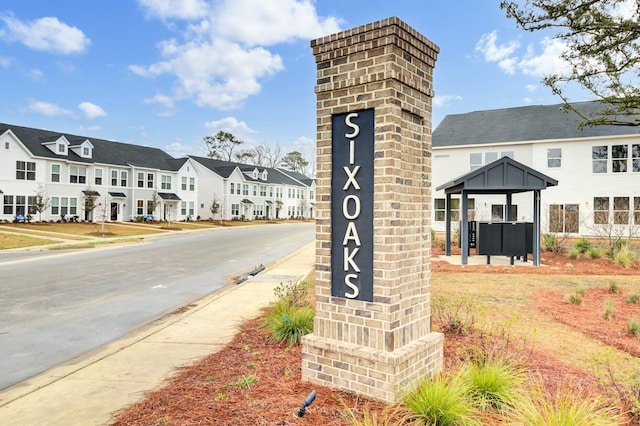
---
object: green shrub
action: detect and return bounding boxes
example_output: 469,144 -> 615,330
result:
542,234 -> 560,252
567,247 -> 581,260
506,382 -> 622,425
403,372 -> 480,426
627,319 -> 640,337
626,293 -> 640,304
432,295 -> 480,335
235,374 -> 258,389
615,244 -> 638,268
262,300 -> 314,346
574,237 -> 592,253
587,246 -> 603,259
603,300 -> 615,321
566,292 -> 583,305
608,280 -> 621,294
460,359 -> 526,411
273,280 -> 312,308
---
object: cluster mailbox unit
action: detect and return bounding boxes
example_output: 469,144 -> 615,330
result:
477,221 -> 533,265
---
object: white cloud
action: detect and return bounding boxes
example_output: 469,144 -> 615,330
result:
525,84 -> 538,92
0,56 -> 11,68
523,97 -> 532,104
518,37 -> 570,77
29,69 -> 45,80
205,116 -> 256,138
138,0 -> 209,20
29,100 -> 73,117
164,140 -> 192,158
475,30 -> 520,63
78,101 -> 107,119
0,13 -> 90,54
133,0 -> 340,110
433,94 -> 462,108
213,0 -> 341,46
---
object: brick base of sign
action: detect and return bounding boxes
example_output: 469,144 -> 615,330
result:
301,331 -> 443,402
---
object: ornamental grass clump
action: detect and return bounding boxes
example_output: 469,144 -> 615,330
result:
460,359 -> 526,412
603,300 -> 615,321
614,244 -> 637,268
403,372 -> 480,426
262,299 -> 314,346
626,292 -> 640,304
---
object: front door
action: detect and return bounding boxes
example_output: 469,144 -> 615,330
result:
110,202 -> 118,221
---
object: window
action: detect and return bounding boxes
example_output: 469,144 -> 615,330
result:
635,197 -> 640,225
3,195 -> 13,214
111,170 -> 118,186
95,168 -> 103,185
435,198 -> 445,221
58,143 -> 65,153
633,144 -> 640,172
547,148 -> 562,168
612,145 -> 628,172
614,197 -> 629,224
61,198 -> 68,216
485,151 -> 498,164
147,173 -> 154,189
147,200 -> 155,215
242,184 -> 249,195
161,175 -> 171,190
27,196 -> 36,215
70,165 -> 87,184
70,198 -> 77,215
231,203 -> 240,216
137,200 -> 144,215
15,196 -> 26,217
230,183 -> 235,194
51,197 -> 59,215
189,202 -> 194,216
189,177 -> 195,191
137,172 -> 145,188
549,204 -> 579,233
253,204 -> 264,217
51,164 -> 60,182
500,151 -> 514,159
470,153 -> 482,171
181,177 -> 187,191
120,171 -> 127,187
269,186 -> 274,197
83,147 -> 90,156
594,197 -> 609,224
491,204 -> 518,222
260,185 -> 266,197
253,185 -> 257,196
16,161 -> 36,180
4,141 -> 9,150
592,146 -> 608,173
181,201 -> 187,215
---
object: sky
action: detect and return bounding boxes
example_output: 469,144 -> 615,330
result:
0,0 -> 590,162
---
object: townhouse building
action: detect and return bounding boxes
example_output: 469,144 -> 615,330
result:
431,101 -> 640,238
0,123 -> 315,224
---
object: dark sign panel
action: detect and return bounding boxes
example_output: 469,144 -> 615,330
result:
331,109 -> 374,301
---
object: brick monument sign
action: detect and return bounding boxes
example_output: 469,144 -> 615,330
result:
301,17 -> 444,402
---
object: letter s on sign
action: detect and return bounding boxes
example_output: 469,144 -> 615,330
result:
345,113 -> 360,138
344,274 -> 360,299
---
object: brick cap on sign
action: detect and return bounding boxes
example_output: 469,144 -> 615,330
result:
310,16 -> 439,64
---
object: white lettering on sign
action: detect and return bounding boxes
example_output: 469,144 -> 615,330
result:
342,112 -> 362,299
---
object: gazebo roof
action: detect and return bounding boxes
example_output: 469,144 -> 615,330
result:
436,156 -> 558,195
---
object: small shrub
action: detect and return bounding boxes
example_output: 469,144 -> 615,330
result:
273,280 -> 312,308
603,300 -> 615,321
567,247 -> 581,260
403,372 -> 480,426
627,319 -> 640,337
626,292 -> 640,304
235,374 -> 258,389
574,237 -> 592,253
566,292 -> 583,305
615,245 -> 638,268
461,359 -> 526,411
587,246 -> 603,259
608,280 -> 621,294
432,294 -> 481,335
542,234 -> 560,253
576,284 -> 587,297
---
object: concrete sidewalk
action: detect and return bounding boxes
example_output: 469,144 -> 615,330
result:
0,241 -> 315,426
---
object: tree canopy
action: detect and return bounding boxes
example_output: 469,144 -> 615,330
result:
501,0 -> 640,127
203,131 -> 243,161
281,150 -> 309,173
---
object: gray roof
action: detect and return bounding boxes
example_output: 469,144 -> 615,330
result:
1,123 -> 182,170
433,101 -> 639,148
436,156 -> 558,195
189,155 -> 310,187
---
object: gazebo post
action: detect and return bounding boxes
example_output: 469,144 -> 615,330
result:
461,191 -> 469,265
445,192 -> 452,256
506,193 -> 513,221
533,189 -> 541,265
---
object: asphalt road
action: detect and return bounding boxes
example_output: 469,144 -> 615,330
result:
0,223 -> 314,390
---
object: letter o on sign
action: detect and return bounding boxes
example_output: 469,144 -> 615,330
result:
342,195 -> 361,220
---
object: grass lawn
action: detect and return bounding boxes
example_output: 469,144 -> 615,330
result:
0,233 -> 58,249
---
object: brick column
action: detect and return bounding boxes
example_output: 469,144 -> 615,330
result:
301,17 -> 443,402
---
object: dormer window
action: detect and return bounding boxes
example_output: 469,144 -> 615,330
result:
70,139 -> 94,159
252,169 -> 258,179
83,147 -> 90,156
261,170 -> 268,180
42,135 -> 69,155
58,143 -> 66,153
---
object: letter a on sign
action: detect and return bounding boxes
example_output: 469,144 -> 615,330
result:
330,109 -> 374,301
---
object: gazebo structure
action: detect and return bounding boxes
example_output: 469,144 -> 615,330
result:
435,156 -> 558,265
